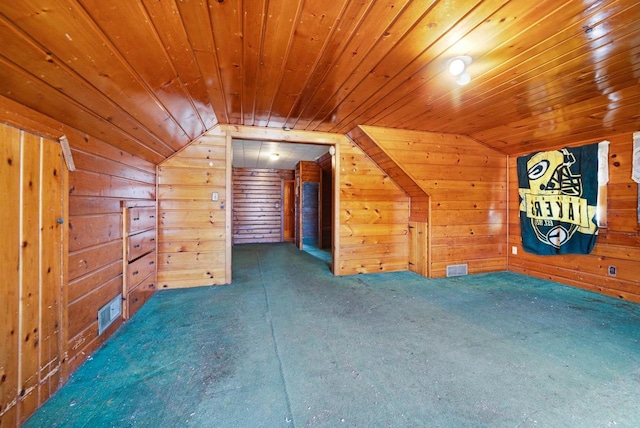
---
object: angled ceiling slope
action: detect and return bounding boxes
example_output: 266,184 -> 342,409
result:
0,0 -> 638,163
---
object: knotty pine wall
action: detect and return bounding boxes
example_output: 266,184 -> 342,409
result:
1,123 -> 66,426
338,139 -> 410,275
157,132 -> 231,289
359,126 -> 508,277
0,97 -> 156,426
233,168 -> 294,244
67,131 -> 156,374
508,132 -> 640,303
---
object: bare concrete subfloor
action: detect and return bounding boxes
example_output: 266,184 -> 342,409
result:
26,243 -> 640,427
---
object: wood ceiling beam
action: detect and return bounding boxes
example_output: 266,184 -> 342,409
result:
221,124 -> 348,145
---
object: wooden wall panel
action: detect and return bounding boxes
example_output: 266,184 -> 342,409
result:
157,132 -> 230,289
508,132 -> 640,303
337,140 -> 410,275
233,168 -> 294,244
299,160 -> 322,183
0,97 -> 157,425
0,124 -> 21,427
0,124 -> 66,426
66,141 -> 155,376
357,126 -> 508,277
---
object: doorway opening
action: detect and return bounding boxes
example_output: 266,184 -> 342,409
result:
231,139 -> 335,269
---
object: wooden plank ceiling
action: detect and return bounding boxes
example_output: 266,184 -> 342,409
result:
0,0 -> 638,163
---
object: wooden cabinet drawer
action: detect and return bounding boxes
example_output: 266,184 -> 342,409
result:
128,206 -> 156,234
127,251 -> 155,291
128,229 -> 156,262
127,273 -> 156,318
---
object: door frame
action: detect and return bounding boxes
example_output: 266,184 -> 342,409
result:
282,179 -> 295,242
227,127 -> 342,275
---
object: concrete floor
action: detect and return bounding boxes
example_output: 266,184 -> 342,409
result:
26,243 -> 640,427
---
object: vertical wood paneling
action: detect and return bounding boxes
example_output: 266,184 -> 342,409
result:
357,126 -> 508,277
232,168 -> 294,244
18,132 -> 41,420
157,131 -> 229,289
251,0 -> 300,126
241,0 -> 266,126
77,0 -> 205,140
141,0 -> 217,130
338,140 -> 410,275
508,132 -> 640,303
0,124 -> 66,426
268,0 -> 348,128
174,0 -> 228,124
408,221 -> 428,277
39,137 -> 64,405
209,0 -> 243,124
0,1 -> 187,160
0,124 -> 20,427
0,98 -> 157,423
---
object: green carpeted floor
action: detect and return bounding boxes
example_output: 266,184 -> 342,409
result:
26,243 -> 640,427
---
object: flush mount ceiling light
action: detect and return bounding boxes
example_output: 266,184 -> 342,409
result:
447,55 -> 472,85
270,153 -> 280,161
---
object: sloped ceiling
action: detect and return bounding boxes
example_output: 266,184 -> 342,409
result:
0,0 -> 638,164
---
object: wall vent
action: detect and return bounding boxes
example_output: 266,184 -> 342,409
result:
446,264 -> 468,277
98,295 -> 122,335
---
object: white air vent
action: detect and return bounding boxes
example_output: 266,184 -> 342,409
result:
446,264 -> 468,277
98,295 -> 122,335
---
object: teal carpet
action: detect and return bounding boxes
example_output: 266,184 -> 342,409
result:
26,243 -> 640,427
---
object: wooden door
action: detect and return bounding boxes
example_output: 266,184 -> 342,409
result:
408,221 -> 428,277
1,124 -> 67,425
319,168 -> 332,249
283,180 -> 295,242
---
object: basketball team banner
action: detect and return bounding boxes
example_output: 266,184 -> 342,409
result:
517,142 -> 608,255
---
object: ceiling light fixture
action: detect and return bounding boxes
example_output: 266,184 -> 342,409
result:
282,125 -> 292,131
447,55 -> 472,86
270,153 -> 280,161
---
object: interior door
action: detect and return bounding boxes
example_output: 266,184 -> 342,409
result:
283,180 -> 295,241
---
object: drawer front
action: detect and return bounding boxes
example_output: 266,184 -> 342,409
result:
128,207 -> 156,234
128,229 -> 156,262
127,251 -> 156,291
127,273 -> 156,318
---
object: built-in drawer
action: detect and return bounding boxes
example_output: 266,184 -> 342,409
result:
127,272 -> 156,318
128,206 -> 156,234
127,250 -> 155,292
127,229 -> 156,262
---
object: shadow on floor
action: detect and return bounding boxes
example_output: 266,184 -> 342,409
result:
302,242 -> 332,267
25,243 -> 640,427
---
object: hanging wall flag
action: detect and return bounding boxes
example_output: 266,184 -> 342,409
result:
517,142 -> 608,255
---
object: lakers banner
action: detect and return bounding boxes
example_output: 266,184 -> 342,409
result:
517,142 -> 607,255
